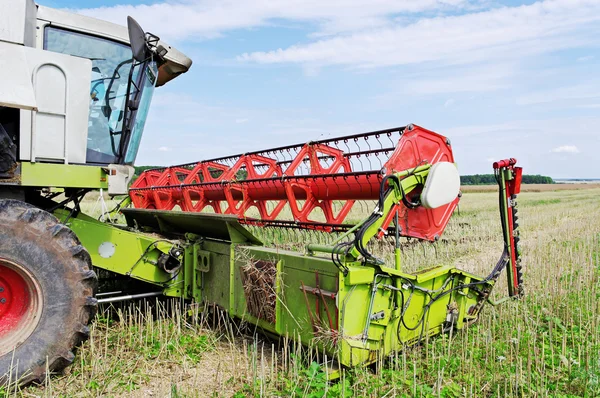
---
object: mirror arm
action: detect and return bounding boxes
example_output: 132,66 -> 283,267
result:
111,58 -> 137,158
115,57 -> 152,162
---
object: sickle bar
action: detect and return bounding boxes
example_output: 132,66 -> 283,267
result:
129,124 -> 458,240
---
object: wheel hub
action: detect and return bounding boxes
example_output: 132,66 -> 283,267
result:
0,259 -> 43,356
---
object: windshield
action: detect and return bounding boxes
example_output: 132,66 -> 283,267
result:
44,27 -> 154,165
125,62 -> 157,164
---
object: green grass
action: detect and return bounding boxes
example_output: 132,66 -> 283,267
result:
526,198 -> 562,206
8,188 -> 600,397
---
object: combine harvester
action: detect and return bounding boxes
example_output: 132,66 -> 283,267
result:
0,0 -> 523,385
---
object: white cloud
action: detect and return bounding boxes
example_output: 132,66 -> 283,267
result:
444,98 -> 456,107
577,55 -> 594,62
74,0 -> 469,41
302,65 -> 321,77
136,92 -> 349,165
443,117 -> 600,138
516,80 -> 600,105
405,62 -> 515,95
551,145 -> 580,153
366,62 -> 516,110
445,117 -> 600,178
239,0 -> 600,68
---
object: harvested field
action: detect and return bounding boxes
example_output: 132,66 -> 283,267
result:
10,186 -> 600,397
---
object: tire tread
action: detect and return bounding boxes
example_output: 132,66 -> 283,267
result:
0,200 -> 98,386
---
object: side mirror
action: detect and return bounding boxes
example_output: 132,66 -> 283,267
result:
420,162 -> 461,209
127,16 -> 148,62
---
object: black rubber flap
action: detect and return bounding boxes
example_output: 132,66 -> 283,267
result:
121,208 -> 262,244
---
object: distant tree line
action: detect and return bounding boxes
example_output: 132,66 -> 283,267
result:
133,165 -> 159,179
133,167 -> 554,186
132,165 -> 247,183
461,174 -> 554,185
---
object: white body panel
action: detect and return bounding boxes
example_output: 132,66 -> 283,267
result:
420,162 -> 461,209
0,42 -> 37,110
37,6 -> 129,44
0,0 -> 36,46
107,164 -> 134,195
18,47 -> 91,163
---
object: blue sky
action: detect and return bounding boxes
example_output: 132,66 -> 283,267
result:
44,0 -> 600,178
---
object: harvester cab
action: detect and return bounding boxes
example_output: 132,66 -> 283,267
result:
0,0 -> 191,196
0,0 -> 525,389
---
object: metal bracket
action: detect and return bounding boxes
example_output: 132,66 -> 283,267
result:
370,310 -> 385,321
195,248 -> 212,273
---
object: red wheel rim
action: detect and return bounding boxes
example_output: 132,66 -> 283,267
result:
0,258 -> 43,356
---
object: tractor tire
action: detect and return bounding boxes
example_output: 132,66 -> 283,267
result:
0,200 -> 97,385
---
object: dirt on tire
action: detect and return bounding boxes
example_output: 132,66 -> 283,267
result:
0,199 -> 97,386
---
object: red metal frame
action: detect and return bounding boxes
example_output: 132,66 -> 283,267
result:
130,124 -> 458,240
493,158 -> 523,295
0,262 -> 32,339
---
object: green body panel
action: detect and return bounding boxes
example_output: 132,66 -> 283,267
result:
51,163 -> 513,370
236,247 -> 340,338
54,209 -> 183,290
21,162 -> 108,189
182,241 -> 488,367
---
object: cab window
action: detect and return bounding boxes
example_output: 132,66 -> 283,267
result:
44,27 -> 132,164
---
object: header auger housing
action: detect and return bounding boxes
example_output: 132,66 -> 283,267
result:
0,0 -> 524,388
